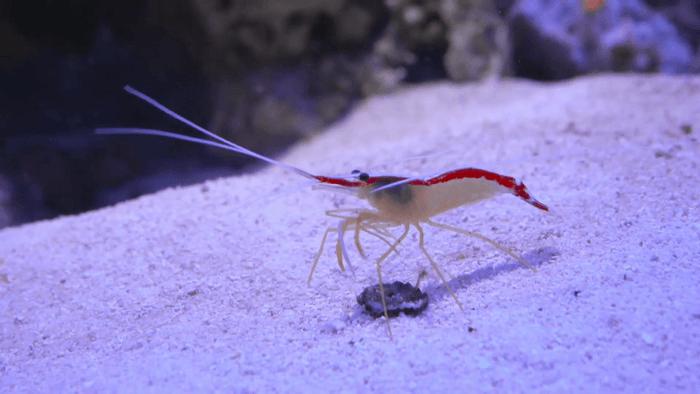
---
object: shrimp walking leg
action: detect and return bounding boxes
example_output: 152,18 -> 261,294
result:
308,215 -> 399,285
354,217 -> 365,258
424,219 -> 537,272
309,227 -> 339,284
415,222 -> 464,311
324,210 -> 397,259
348,210 -> 378,258
359,226 -> 398,249
351,215 -> 398,258
374,224 -> 411,339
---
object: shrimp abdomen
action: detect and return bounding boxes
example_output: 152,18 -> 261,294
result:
366,168 -> 549,222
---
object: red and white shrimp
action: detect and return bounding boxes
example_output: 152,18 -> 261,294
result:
97,86 -> 549,339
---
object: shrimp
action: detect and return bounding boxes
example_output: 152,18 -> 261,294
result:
310,169 -> 548,337
97,86 -> 549,339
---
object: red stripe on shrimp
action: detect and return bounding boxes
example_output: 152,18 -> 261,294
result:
313,175 -> 364,188
413,168 -> 549,211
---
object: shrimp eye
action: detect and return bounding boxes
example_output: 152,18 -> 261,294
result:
351,169 -> 370,181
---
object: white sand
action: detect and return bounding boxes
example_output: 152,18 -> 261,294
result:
1,74 -> 699,392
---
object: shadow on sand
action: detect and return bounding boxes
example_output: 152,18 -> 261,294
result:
424,246 -> 561,306
348,247 -> 560,324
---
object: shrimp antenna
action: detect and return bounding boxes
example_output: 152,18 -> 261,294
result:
363,150 -> 455,194
96,85 -> 315,180
369,176 -> 421,194
96,128 -> 252,152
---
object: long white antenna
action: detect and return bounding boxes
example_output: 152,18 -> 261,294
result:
96,86 -> 314,180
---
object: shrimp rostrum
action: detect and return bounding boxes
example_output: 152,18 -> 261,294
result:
98,86 -> 549,339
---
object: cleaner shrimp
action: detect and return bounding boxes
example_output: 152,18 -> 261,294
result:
97,86 -> 549,339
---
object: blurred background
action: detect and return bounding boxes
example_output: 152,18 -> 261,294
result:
1,0 -> 699,229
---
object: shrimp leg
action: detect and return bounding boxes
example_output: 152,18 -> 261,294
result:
309,227 -> 339,284
326,210 -> 400,271
352,218 -> 400,258
373,223 -> 411,339
424,219 -> 536,272
308,215 -> 399,285
354,217 -> 365,258
359,225 -> 398,250
415,222 -> 464,311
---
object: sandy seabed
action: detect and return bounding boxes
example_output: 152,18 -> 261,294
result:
1,74 -> 699,392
